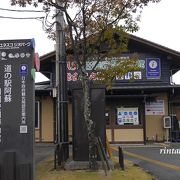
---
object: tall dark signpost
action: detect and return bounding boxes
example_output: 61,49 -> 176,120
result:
0,39 -> 35,180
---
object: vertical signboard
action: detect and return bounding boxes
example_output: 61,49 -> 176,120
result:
0,39 -> 35,180
146,58 -> 161,79
72,88 -> 105,161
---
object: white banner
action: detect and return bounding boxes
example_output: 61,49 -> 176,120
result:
145,100 -> 164,115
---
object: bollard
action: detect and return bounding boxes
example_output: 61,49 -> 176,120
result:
54,142 -> 69,169
118,146 -> 125,170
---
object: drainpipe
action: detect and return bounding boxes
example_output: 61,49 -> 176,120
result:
169,87 -> 175,142
143,96 -> 147,144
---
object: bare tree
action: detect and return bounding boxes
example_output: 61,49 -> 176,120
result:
11,0 -> 161,170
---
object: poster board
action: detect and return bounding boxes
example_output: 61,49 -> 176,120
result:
117,107 -> 139,125
145,100 -> 164,115
146,58 -> 161,79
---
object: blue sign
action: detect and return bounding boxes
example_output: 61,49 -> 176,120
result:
20,64 -> 28,76
146,58 -> 161,79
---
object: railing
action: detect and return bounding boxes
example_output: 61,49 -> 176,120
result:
54,142 -> 69,169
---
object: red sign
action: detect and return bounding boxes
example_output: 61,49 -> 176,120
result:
34,53 -> 40,71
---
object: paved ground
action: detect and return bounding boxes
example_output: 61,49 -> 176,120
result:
112,143 -> 180,180
35,143 -> 55,164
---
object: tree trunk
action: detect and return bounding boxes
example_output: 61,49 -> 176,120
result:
81,75 -> 98,170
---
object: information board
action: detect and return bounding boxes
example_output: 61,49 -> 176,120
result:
0,39 -> 35,180
146,58 -> 161,79
117,107 -> 139,125
145,100 -> 164,115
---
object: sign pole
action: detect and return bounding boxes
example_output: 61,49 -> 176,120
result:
55,3 -> 69,162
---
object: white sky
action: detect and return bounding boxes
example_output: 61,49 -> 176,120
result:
0,1 -> 55,56
0,0 -> 180,83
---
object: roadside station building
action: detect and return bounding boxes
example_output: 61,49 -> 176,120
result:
35,34 -> 180,143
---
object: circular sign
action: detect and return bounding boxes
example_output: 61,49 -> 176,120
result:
149,60 -> 157,69
21,65 -> 27,71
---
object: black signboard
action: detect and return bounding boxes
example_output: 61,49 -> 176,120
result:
0,39 -> 35,180
72,87 -> 106,161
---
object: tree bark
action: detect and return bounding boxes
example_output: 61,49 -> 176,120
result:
81,75 -> 98,170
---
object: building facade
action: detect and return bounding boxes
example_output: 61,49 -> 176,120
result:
35,34 -> 180,143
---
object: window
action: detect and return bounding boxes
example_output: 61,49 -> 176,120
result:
35,101 -> 40,129
116,107 -> 139,125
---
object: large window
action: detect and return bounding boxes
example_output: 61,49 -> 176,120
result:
117,107 -> 139,125
35,101 -> 40,129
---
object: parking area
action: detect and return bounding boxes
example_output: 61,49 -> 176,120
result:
112,143 -> 180,180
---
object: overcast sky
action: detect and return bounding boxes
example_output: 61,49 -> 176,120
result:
0,0 -> 55,55
134,0 -> 180,52
0,0 -> 180,83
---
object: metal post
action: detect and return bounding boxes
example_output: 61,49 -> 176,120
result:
55,3 -> 69,162
118,147 -> 124,170
56,6 -> 60,145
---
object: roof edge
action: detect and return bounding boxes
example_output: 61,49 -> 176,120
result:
40,51 -> 55,61
39,34 -> 180,60
129,34 -> 180,57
